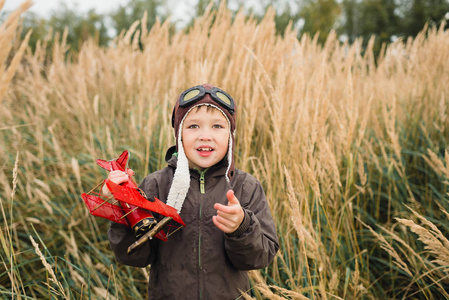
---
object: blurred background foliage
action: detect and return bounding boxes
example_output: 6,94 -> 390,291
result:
1,0 -> 449,54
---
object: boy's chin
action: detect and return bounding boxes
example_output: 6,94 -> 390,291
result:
188,160 -> 214,170
188,163 -> 207,170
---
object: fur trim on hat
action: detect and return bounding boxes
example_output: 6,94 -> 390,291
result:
166,117 -> 190,212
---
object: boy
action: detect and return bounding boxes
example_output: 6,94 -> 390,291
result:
106,84 -> 279,299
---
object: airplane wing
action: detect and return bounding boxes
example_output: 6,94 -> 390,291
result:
105,180 -> 185,226
81,193 -> 129,227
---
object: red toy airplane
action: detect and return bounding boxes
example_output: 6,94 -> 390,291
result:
81,150 -> 185,254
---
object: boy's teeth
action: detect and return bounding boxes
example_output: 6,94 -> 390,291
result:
198,148 -> 212,151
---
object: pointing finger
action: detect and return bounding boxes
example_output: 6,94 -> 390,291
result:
226,190 -> 239,205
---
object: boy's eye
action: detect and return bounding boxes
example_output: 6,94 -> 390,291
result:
188,124 -> 199,129
213,124 -> 224,129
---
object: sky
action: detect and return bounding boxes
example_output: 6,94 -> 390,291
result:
4,0 -> 268,31
2,0 -> 270,20
3,0 -> 202,28
4,0 -> 128,15
2,0 -> 294,31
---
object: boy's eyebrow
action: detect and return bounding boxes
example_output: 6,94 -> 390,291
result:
185,117 -> 228,123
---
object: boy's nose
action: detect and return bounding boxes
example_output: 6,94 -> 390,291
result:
199,129 -> 212,140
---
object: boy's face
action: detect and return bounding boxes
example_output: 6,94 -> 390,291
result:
182,106 -> 230,170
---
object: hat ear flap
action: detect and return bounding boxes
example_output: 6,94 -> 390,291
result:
225,130 -> 234,183
171,105 -> 177,128
166,121 -> 190,213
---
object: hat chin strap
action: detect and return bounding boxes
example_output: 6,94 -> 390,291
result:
166,103 -> 233,213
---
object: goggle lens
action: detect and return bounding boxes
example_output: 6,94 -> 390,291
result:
216,91 -> 231,106
183,89 -> 200,102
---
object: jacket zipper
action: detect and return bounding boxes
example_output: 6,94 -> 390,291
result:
199,199 -> 202,299
197,168 -> 207,299
199,170 -> 206,194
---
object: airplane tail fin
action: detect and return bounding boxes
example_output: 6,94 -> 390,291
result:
115,150 -> 129,169
96,159 -> 113,171
96,150 -> 129,171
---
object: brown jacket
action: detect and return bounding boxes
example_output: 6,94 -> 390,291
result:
108,147 -> 279,299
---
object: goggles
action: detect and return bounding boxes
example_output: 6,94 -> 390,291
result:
178,85 -> 235,114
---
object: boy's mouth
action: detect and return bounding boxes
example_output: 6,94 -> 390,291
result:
197,147 -> 214,157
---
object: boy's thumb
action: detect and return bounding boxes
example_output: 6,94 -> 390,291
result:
126,169 -> 135,176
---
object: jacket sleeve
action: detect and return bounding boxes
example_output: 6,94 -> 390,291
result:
107,176 -> 159,267
107,222 -> 157,267
224,177 -> 279,270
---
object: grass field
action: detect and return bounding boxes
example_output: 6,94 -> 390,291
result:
1,0 -> 449,299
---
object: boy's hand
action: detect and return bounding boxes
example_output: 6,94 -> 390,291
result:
102,169 -> 134,196
108,169 -> 134,184
213,190 -> 244,234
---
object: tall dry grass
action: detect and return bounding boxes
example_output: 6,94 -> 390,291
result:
1,0 -> 449,299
